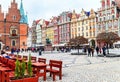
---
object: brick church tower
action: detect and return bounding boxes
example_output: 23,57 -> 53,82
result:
0,0 -> 28,50
19,0 -> 28,49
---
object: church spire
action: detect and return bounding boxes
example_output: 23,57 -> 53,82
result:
20,0 -> 28,24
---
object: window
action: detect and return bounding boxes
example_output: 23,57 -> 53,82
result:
104,17 -> 105,21
10,26 -> 18,36
100,18 -> 102,22
82,27 -> 84,31
112,15 -> 114,19
86,26 -> 88,30
86,32 -> 88,36
86,20 -> 88,24
78,27 -> 80,31
23,42 -> 25,46
82,33 -> 84,36
90,26 -> 92,30
12,40 -> 16,46
13,15 -> 16,20
82,21 -> 84,25
12,30 -> 16,36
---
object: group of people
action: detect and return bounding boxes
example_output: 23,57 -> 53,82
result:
84,45 -> 107,57
0,50 -> 11,59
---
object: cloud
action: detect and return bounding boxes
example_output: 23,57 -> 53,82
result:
0,0 -> 101,26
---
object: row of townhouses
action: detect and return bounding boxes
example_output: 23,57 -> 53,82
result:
27,0 -> 120,48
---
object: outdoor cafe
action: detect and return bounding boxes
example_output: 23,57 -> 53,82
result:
0,53 -> 63,82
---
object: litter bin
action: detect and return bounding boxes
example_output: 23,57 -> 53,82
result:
39,49 -> 42,55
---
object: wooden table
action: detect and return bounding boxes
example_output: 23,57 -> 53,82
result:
0,66 -> 12,72
32,62 -> 48,81
25,60 -> 36,63
0,62 -> 2,65
11,57 -> 23,61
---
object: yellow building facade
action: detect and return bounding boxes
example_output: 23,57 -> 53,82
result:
46,24 -> 54,44
77,9 -> 90,39
88,9 -> 97,46
71,10 -> 78,39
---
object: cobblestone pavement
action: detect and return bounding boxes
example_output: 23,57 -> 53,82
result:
18,50 -> 120,82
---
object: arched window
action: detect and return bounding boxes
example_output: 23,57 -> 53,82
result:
12,40 -> 16,46
12,30 -> 16,36
10,26 -> 18,36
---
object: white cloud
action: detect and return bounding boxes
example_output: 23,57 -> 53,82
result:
0,0 -> 101,26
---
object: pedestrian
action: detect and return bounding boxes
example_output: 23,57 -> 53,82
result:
87,46 -> 91,57
91,47 -> 94,57
102,46 -> 106,57
96,46 -> 99,55
84,47 -> 87,53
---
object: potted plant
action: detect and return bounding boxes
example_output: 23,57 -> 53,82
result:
10,59 -> 24,82
23,53 -> 38,82
10,53 -> 38,82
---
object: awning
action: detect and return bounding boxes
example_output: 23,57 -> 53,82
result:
36,44 -> 45,46
52,43 -> 67,47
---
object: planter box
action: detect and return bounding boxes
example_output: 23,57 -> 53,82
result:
10,79 -> 23,82
23,76 -> 38,82
10,76 -> 38,82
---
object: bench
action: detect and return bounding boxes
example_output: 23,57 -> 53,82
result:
38,58 -> 46,64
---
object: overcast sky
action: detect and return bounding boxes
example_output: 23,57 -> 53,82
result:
0,0 -> 101,26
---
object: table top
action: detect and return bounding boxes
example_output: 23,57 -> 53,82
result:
32,62 -> 48,67
11,57 -> 22,61
25,60 -> 36,63
0,66 -> 12,71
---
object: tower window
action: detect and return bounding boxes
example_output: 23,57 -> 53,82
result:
23,42 -> 25,46
11,40 -> 16,46
13,15 -> 16,20
12,30 -> 17,36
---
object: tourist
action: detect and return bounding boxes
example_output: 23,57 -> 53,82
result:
91,47 -> 94,57
102,46 -> 106,57
95,46 -> 99,55
87,46 -> 91,57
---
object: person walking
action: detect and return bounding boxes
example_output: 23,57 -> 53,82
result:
102,46 -> 106,57
87,46 -> 91,57
96,46 -> 99,55
91,47 -> 94,57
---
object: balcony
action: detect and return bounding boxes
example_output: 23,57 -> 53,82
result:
9,34 -> 19,39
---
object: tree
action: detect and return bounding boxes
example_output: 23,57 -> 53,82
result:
96,32 -> 120,54
68,36 -> 88,54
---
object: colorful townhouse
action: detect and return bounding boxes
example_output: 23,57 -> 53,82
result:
27,28 -> 32,48
36,19 -> 43,47
88,9 -> 97,46
96,0 -> 120,47
58,11 -> 72,46
42,20 -> 49,45
71,10 -> 79,39
46,18 -> 54,44
31,20 -> 37,47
